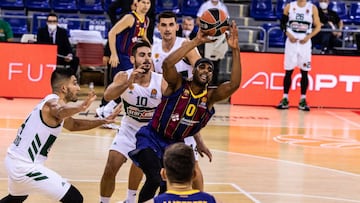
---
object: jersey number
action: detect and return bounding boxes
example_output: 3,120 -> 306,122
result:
136,96 -> 148,106
185,104 -> 196,117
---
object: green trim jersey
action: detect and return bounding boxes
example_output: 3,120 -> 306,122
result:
121,69 -> 163,130
152,37 -> 193,78
287,1 -> 314,40
7,94 -> 63,164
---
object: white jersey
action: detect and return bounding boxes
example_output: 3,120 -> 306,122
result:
121,69 -> 163,130
7,94 -> 63,164
286,1 -> 314,40
152,37 -> 193,78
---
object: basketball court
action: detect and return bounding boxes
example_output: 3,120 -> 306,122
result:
1,90 -> 360,202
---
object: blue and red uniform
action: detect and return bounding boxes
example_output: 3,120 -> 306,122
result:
153,190 -> 217,203
113,11 -> 149,77
129,79 -> 215,162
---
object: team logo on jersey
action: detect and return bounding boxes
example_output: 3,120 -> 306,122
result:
150,89 -> 157,99
154,53 -> 160,59
199,97 -> 207,108
171,113 -> 180,121
181,89 -> 190,99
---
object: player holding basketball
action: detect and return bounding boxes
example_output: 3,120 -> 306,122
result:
129,20 -> 241,202
276,0 -> 321,111
99,41 -> 166,203
0,68 -> 120,203
152,11 -> 212,192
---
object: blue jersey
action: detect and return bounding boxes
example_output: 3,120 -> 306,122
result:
116,11 -> 148,56
154,190 -> 217,203
150,79 -> 215,140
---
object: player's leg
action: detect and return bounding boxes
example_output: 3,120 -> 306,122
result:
100,150 -> 127,203
277,39 -> 296,109
298,40 -> 312,111
184,136 -> 204,191
124,163 -> 143,203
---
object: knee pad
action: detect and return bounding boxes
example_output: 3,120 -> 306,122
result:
60,185 -> 83,203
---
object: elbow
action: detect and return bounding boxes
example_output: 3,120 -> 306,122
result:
162,58 -> 171,72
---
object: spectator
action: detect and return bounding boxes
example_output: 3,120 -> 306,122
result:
312,0 -> 343,54
144,143 -> 220,203
196,0 -> 230,86
0,19 -> 14,42
36,13 -> 79,75
107,0 -> 156,44
176,16 -> 198,40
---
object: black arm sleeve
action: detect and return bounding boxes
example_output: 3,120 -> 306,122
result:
280,14 -> 289,32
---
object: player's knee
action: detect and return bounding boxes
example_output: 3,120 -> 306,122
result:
146,173 -> 162,188
0,194 -> 28,203
60,185 -> 83,203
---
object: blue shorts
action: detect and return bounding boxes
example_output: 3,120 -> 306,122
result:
128,125 -> 176,166
111,53 -> 133,78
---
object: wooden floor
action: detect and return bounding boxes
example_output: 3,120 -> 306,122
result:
1,86 -> 360,202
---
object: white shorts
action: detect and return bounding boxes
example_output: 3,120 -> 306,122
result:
4,155 -> 71,201
110,123 -> 199,161
284,38 -> 312,71
110,123 -> 138,160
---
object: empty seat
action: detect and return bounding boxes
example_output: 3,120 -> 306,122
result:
156,0 -> 180,14
2,11 -> 28,37
329,1 -> 351,24
181,0 -> 204,17
52,0 -> 78,13
78,0 -> 104,14
58,14 -> 81,33
83,15 -> 109,39
0,0 -> 25,10
25,0 -> 51,11
261,23 -> 286,48
227,3 -> 249,18
250,0 -> 277,21
31,12 -> 48,34
276,0 -> 292,19
349,2 -> 360,25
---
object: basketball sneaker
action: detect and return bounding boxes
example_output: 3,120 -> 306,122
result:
276,98 -> 289,109
298,99 -> 310,111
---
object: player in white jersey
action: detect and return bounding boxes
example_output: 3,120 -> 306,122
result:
152,11 -> 212,192
99,41 -> 167,203
276,0 -> 321,111
1,68 -> 120,203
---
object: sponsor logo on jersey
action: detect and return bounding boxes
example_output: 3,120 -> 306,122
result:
181,89 -> 190,99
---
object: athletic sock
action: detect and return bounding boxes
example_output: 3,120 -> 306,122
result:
126,189 -> 137,203
100,196 -> 110,203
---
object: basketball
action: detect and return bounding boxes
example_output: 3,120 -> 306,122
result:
199,8 -> 230,37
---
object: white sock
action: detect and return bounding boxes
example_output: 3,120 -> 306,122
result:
126,189 -> 137,203
100,196 -> 110,203
300,95 -> 306,100
283,94 -> 288,99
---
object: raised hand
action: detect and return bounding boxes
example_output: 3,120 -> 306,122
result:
226,20 -> 239,49
80,91 -> 97,111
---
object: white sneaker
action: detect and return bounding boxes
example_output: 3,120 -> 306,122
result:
95,106 -> 105,118
102,123 -> 120,130
103,100 -> 118,118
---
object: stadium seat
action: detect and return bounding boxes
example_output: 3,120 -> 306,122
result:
0,0 -> 24,10
250,0 -> 277,21
58,14 -> 81,33
25,0 -> 51,11
275,0 -> 293,19
261,23 -> 286,48
78,0 -> 104,14
52,0 -> 78,13
31,12 -> 47,34
2,11 -> 28,37
83,15 -> 109,39
329,1 -> 352,24
349,2 -> 360,25
181,0 -> 204,17
156,0 -> 180,15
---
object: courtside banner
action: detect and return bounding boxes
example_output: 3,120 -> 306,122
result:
231,52 -> 360,108
0,43 -> 57,98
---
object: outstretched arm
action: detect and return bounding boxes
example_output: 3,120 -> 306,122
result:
208,21 -> 241,107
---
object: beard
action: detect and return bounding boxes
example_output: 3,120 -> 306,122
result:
65,88 -> 78,102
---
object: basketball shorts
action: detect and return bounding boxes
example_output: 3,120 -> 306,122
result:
110,123 -> 138,160
284,38 -> 312,71
4,154 -> 71,201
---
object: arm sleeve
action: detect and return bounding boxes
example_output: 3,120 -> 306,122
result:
280,14 -> 289,32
